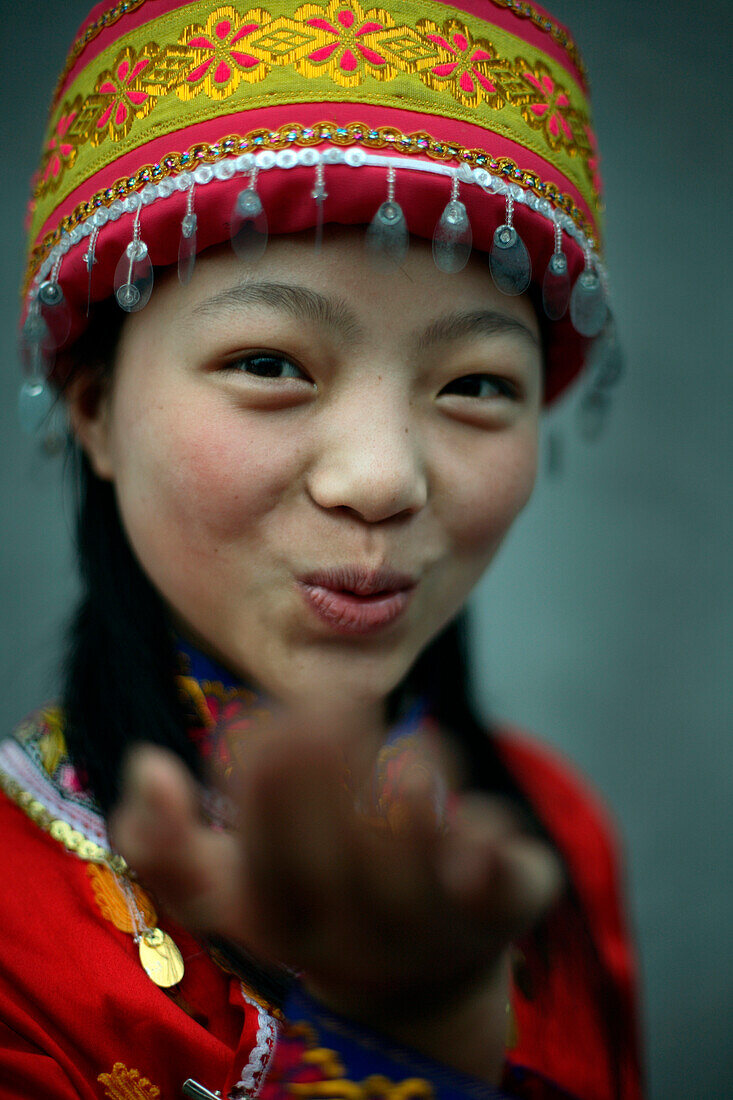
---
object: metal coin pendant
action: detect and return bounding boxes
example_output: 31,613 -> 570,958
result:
138,927 -> 185,987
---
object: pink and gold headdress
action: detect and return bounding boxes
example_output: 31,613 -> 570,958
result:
20,0 -> 614,428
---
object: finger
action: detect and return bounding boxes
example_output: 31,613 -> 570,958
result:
437,794 -> 564,935
233,721 -> 358,956
109,745 -> 242,936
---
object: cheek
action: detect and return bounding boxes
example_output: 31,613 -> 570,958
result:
108,390 -> 304,566
436,426 -> 539,553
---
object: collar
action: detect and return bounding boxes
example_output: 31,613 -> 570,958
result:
0,639 -> 436,860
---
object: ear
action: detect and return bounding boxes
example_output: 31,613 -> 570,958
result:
65,370 -> 116,481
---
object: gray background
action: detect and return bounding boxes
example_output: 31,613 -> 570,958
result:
0,2 -> 730,1097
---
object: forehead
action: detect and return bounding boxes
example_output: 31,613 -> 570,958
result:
140,227 -> 542,350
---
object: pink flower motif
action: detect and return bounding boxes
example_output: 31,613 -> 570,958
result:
584,124 -> 603,194
301,2 -> 391,82
98,59 -> 150,127
184,15 -> 263,92
188,689 -> 264,773
58,763 -> 86,795
42,105 -> 79,184
424,28 -> 497,99
522,67 -> 575,144
93,47 -> 155,141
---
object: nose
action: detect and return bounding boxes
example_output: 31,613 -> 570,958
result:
306,396 -> 428,523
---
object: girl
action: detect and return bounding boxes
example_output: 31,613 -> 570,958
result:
1,2 -> 642,1098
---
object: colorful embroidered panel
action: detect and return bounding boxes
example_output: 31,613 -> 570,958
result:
30,0 -> 596,242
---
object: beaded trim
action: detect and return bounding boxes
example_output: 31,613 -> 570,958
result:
25,120 -> 600,297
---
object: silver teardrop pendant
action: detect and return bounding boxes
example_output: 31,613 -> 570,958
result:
542,251 -> 570,320
433,199 -> 472,274
569,269 -> 607,337
18,377 -> 54,436
37,279 -> 72,348
366,199 -> 408,269
489,225 -> 531,295
231,186 -> 268,262
178,213 -> 198,286
114,239 -> 154,312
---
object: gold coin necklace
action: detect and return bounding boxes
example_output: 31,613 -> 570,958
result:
116,872 -> 185,988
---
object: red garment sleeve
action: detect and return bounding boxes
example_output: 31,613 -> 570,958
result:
495,729 -> 645,1100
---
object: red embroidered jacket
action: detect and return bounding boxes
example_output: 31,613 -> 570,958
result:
0,714 -> 644,1100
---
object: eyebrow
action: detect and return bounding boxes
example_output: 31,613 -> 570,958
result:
187,280 -> 365,343
416,309 -> 540,350
187,282 -> 538,354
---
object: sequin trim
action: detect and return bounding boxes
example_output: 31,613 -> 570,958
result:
0,734 -> 119,864
25,121 -> 600,296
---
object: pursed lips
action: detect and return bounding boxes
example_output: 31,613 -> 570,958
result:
297,565 -> 418,634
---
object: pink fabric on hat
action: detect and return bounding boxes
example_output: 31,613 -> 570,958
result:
35,100 -> 595,246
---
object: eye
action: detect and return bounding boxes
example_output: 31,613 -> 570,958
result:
223,352 -> 312,382
440,373 -> 518,400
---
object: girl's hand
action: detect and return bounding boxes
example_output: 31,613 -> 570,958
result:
109,717 -> 562,1083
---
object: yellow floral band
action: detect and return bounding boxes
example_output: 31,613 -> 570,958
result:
31,0 -> 598,244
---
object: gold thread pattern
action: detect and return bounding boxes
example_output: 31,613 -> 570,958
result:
90,43 -> 161,146
25,119 -> 597,295
514,57 -> 589,154
176,6 -> 274,99
53,0 -> 587,119
97,1062 -> 161,1100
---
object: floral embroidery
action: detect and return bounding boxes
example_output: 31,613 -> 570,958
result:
416,17 -> 526,109
51,0 -> 588,120
516,59 -> 588,153
97,1062 -> 160,1100
261,1020 -> 435,1100
178,672 -> 271,778
87,863 -> 157,934
91,45 -> 159,145
37,98 -> 82,192
288,1 -> 408,88
177,6 -> 272,99
50,1 -> 148,117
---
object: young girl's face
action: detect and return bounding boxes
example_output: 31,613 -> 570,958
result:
76,229 -> 542,713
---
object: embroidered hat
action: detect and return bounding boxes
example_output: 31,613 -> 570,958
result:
20,0 -> 611,428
